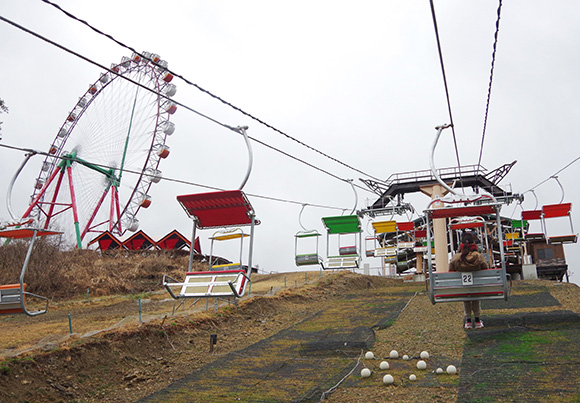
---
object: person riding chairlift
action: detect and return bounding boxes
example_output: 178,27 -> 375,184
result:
449,231 -> 489,329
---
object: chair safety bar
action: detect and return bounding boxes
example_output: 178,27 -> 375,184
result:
0,284 -> 50,316
163,270 -> 250,299
323,255 -> 359,270
430,269 -> 510,303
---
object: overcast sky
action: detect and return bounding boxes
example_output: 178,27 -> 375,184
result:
1,1 -> 579,285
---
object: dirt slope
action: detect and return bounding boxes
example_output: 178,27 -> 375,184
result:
1,272 -> 579,402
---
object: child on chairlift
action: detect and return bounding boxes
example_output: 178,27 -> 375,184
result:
449,231 -> 489,329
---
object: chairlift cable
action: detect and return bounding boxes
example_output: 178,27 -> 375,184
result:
0,143 -> 349,212
0,15 -> 373,196
429,0 -> 462,182
39,0 -> 385,183
477,0 -> 503,170
525,155 -> 580,193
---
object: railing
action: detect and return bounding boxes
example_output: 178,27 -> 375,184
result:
383,164 -> 487,187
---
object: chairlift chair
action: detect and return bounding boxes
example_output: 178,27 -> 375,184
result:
208,228 -> 249,271
371,221 -> 415,270
448,216 -> 492,266
507,219 -> 526,244
320,215 -> 361,270
521,210 -> 546,241
0,224 -> 61,316
294,230 -> 323,267
365,235 -> 376,257
425,203 -> 510,304
293,205 -> 323,267
162,190 -> 259,309
371,220 -> 397,260
413,229 -> 429,253
541,203 -> 578,245
396,222 -> 416,250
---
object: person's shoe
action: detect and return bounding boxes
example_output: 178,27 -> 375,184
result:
474,320 -> 484,329
464,320 -> 472,329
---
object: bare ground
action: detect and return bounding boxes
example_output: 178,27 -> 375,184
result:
1,271 -> 579,403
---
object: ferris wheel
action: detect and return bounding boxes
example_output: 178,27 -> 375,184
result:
22,52 -> 177,248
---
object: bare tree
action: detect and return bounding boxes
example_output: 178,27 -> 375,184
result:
0,97 -> 8,140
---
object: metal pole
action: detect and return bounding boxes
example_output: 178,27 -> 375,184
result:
188,220 -> 197,272
426,213 -> 435,303
19,230 -> 38,313
138,298 -> 142,323
429,124 -> 456,196
495,206 -> 509,299
237,126 -> 253,190
248,215 -> 255,279
68,314 -> 73,334
6,152 -> 35,220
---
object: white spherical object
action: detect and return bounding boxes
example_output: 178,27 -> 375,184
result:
402,354 -> 410,361
389,350 -> 399,359
416,360 -> 427,370
420,351 -> 430,359
436,368 -> 444,374
446,365 -> 457,375
379,361 -> 390,370
383,374 -> 394,385
365,351 -> 374,360
361,368 -> 372,378
409,374 -> 417,381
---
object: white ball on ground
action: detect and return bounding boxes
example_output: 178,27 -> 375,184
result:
402,354 -> 409,360
416,360 -> 427,370
380,361 -> 389,370
361,368 -> 371,378
420,351 -> 430,359
446,365 -> 457,375
409,374 -> 417,381
383,374 -> 394,385
365,351 -> 374,360
436,368 -> 444,374
389,350 -> 399,359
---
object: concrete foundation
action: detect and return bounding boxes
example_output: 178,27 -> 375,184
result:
522,264 -> 538,280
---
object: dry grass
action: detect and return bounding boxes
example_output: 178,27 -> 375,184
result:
0,240 -> 206,299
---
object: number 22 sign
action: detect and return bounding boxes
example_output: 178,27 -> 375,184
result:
462,273 -> 474,286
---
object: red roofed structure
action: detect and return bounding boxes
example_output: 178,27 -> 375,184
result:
87,231 -> 123,251
122,230 -> 157,251
157,230 -> 201,254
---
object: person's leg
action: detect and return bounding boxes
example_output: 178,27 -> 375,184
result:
473,301 -> 484,328
463,301 -> 472,328
472,300 -> 481,318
